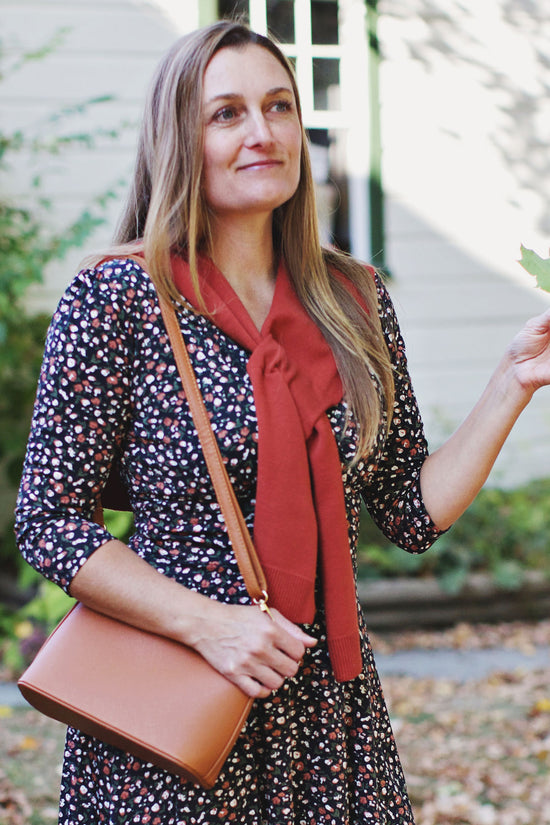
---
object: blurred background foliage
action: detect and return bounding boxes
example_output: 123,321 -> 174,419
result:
0,32 -> 124,577
0,33 -> 128,672
358,479 -> 550,593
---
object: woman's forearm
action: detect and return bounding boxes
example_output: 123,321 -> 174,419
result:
420,354 -> 533,530
69,539 -> 213,647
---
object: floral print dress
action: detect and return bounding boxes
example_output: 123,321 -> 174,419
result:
15,258 -> 442,825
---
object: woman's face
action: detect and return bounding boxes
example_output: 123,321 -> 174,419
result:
201,44 -> 302,224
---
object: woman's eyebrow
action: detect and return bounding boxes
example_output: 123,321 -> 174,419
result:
205,86 -> 293,105
265,86 -> 293,96
205,92 -> 241,105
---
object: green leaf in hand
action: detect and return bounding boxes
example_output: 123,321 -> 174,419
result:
519,245 -> 550,293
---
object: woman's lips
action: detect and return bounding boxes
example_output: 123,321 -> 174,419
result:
238,159 -> 283,171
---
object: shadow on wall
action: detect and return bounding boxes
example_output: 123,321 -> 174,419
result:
379,0 -> 550,239
380,0 -> 550,235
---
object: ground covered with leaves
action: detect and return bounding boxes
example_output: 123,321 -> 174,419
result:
373,620 -> 550,825
1,620 -> 549,824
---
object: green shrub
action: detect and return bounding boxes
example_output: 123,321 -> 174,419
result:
0,34 -> 133,675
358,478 -> 550,592
0,33 -> 125,576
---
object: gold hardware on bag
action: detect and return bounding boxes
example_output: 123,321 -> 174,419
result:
253,590 -> 274,620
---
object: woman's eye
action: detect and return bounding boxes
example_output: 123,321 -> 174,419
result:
271,100 -> 292,113
214,107 -> 237,123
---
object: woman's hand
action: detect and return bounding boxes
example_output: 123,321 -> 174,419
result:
506,307 -> 550,396
187,601 -> 317,699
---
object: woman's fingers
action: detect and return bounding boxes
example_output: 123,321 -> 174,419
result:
233,674 -> 272,699
509,308 -> 550,372
193,602 -> 316,697
267,608 -> 317,663
486,308 -> 550,402
270,607 -> 317,647
232,614 -> 304,676
230,651 -> 301,698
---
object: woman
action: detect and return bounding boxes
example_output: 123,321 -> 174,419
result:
15,19 -> 550,825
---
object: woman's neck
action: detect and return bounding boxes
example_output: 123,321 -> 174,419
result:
209,216 -> 277,330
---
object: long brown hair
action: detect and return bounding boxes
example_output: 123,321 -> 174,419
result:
109,19 -> 395,458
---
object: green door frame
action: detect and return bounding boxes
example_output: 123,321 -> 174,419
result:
366,0 -> 386,271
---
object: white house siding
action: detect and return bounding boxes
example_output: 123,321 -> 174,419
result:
0,0 -> 199,308
378,0 -> 550,486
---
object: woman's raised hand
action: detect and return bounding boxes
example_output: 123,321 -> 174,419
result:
188,601 -> 317,698
506,307 -> 550,396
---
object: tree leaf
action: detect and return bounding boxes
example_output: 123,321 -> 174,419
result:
518,245 -> 550,292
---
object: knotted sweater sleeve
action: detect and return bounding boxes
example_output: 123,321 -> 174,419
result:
361,273 -> 445,553
14,260 -> 143,593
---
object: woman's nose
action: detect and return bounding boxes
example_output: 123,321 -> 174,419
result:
244,110 -> 273,147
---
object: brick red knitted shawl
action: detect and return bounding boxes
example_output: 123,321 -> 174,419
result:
172,255 -> 363,682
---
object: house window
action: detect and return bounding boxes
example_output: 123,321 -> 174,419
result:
267,1 -> 295,42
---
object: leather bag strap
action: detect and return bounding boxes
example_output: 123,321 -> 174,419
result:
94,254 -> 270,607
157,294 -> 269,605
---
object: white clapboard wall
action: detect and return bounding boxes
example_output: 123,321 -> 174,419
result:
1,0 -> 190,306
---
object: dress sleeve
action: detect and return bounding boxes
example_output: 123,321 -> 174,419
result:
362,273 -> 445,553
14,260 -> 142,592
